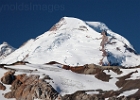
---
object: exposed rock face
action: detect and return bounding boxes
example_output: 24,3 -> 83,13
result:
1,72 -> 58,100
63,64 -> 121,82
62,90 -> 139,100
49,17 -> 65,31
0,82 -> 6,90
95,71 -> 111,82
7,61 -> 29,66
116,70 -> 140,99
99,31 -> 108,65
62,91 -> 118,100
128,89 -> 140,99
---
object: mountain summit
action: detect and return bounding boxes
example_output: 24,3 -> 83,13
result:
0,42 -> 15,61
1,17 -> 140,67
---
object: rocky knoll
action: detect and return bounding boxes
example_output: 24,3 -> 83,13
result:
1,71 -> 59,100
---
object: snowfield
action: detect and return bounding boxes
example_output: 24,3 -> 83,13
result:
4,64 -> 118,95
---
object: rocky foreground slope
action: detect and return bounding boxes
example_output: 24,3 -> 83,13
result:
0,62 -> 140,100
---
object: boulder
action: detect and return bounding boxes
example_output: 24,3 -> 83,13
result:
4,92 -> 15,98
1,71 -> 15,84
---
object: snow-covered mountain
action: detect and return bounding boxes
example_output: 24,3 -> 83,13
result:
0,42 -> 15,61
1,17 -> 140,100
1,17 -> 140,67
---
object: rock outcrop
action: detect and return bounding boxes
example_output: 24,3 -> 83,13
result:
63,64 -> 122,82
1,71 -> 15,84
1,71 -> 58,100
99,30 -> 108,65
0,82 -> 6,90
62,90 -> 139,100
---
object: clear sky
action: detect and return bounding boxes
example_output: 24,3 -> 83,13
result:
0,0 -> 140,52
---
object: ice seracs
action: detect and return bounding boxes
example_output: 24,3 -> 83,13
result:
1,17 -> 140,67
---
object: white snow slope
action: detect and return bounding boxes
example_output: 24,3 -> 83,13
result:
0,42 -> 15,61
1,17 -> 140,67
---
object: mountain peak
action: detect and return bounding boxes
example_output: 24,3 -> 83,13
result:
1,17 -> 140,67
2,42 -> 8,45
49,17 -> 110,35
0,42 -> 16,61
49,16 -> 87,32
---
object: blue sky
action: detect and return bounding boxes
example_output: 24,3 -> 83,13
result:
0,0 -> 140,52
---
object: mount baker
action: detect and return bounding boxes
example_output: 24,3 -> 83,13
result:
0,17 -> 140,67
